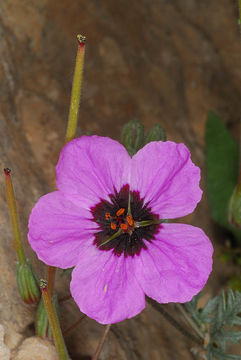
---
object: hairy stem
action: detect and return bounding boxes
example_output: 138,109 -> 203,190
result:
40,280 -> 69,360
4,168 -> 26,264
63,315 -> 86,336
65,34 -> 86,143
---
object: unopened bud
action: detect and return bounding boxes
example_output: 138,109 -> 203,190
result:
144,124 -> 166,144
120,119 -> 144,156
16,260 -> 40,304
36,294 -> 59,338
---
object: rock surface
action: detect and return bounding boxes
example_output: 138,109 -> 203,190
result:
0,325 -> 10,360
13,337 -> 58,360
0,0 -> 240,359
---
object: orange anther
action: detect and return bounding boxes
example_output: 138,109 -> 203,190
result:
111,222 -> 117,230
127,215 -> 134,227
116,208 -> 125,216
105,212 -> 111,220
120,223 -> 128,231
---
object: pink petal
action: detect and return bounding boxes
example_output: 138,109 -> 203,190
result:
130,141 -> 202,218
134,223 -> 213,303
28,191 -> 96,268
56,136 -> 131,208
70,247 -> 145,324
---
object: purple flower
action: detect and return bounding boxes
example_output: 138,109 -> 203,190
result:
28,135 -> 213,324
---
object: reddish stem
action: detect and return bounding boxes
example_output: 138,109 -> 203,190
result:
91,325 -> 111,360
63,315 -> 86,336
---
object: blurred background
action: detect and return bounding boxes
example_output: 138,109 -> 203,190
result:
0,0 -> 240,359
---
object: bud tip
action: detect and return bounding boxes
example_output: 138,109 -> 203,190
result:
39,279 -> 48,290
77,34 -> 86,46
4,168 -> 11,176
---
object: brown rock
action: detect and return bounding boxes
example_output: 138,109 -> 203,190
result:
0,325 -> 10,360
14,337 -> 57,360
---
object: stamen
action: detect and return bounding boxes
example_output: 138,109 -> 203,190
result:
127,215 -> 134,227
116,208 -> 125,216
120,223 -> 128,231
111,222 -> 117,230
105,213 -> 111,220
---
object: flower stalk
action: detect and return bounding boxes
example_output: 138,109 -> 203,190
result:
4,168 -> 26,264
45,35 -> 86,306
4,168 -> 40,303
63,315 -> 86,336
91,324 -> 111,360
40,280 -> 69,360
36,293 -> 59,338
47,265 -> 56,297
65,34 -> 86,143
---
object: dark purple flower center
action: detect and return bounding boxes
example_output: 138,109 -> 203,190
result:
91,185 -> 161,257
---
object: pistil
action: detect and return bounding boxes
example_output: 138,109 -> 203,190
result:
98,229 -> 122,248
135,219 -> 166,228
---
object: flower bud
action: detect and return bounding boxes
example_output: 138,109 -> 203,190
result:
120,119 -> 144,156
144,124 -> 166,144
16,260 -> 40,304
36,294 -> 59,338
228,184 -> 241,228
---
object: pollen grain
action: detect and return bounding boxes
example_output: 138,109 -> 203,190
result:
105,212 -> 111,220
120,223 -> 128,231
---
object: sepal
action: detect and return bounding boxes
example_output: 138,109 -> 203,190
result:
144,124 -> 166,144
120,119 -> 144,156
16,259 -> 40,304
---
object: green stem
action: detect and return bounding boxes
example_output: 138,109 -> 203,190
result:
65,34 -> 86,143
47,35 -> 86,304
4,168 -> 26,264
40,280 -> 69,360
91,325 -> 111,360
176,304 -> 204,340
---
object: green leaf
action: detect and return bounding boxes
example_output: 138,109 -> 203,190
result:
184,292 -> 202,326
144,124 -> 166,144
200,295 -> 219,322
205,111 -> 241,242
210,290 -> 241,338
120,119 -> 144,156
206,345 -> 213,360
212,348 -> 241,360
215,331 -> 241,345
